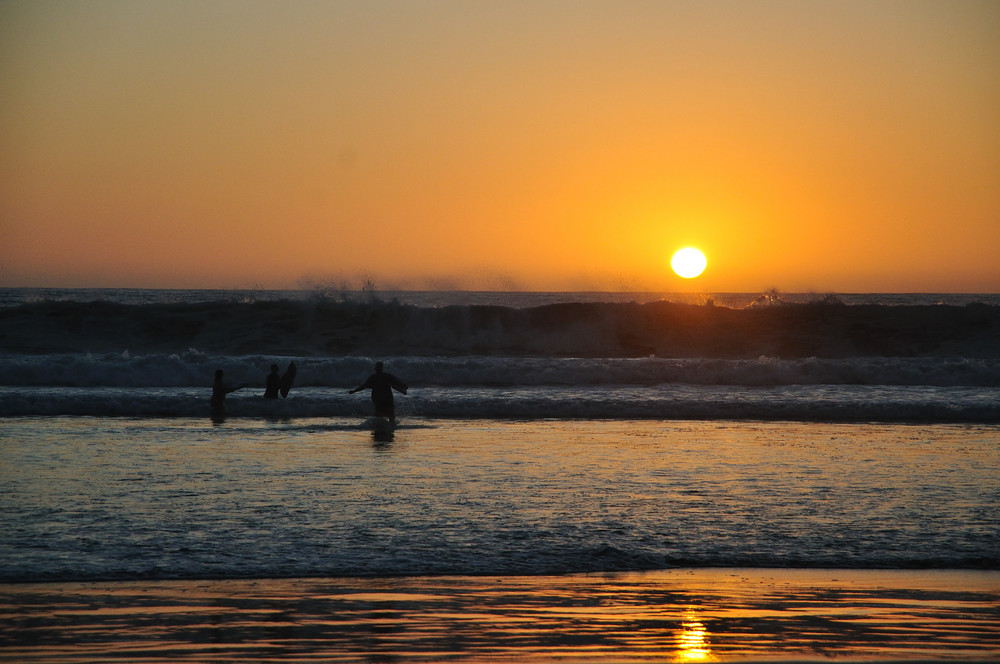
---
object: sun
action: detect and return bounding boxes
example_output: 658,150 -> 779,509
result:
671,247 -> 707,279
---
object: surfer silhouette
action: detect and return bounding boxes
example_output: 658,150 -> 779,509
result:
349,361 -> 408,423
211,369 -> 248,417
264,364 -> 281,399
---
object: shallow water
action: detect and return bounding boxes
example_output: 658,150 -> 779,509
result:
2,569 -> 998,662
2,418 -> 997,582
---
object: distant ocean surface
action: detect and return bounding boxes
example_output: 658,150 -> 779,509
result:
4,286 -> 1000,309
1,288 -> 998,583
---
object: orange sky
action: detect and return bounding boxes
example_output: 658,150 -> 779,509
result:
2,1 -> 998,292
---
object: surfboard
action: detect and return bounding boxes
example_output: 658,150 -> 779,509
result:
280,362 -> 296,398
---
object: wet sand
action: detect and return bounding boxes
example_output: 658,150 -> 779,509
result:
2,568 -> 997,662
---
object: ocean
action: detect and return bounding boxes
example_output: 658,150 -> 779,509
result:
1,288 -> 998,661
2,289 -> 998,423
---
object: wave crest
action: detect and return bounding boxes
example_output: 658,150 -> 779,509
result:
2,299 -> 998,358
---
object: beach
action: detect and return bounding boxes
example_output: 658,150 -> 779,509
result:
2,417 -> 998,661
3,569 -> 998,662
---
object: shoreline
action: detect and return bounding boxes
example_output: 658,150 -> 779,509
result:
3,568 -> 998,662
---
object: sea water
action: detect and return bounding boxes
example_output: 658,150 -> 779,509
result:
1,288 -> 998,422
1,418 -> 998,583
1,288 -> 998,585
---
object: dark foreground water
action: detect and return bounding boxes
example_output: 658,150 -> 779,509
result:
2,418 -> 997,582
3,417 -> 998,661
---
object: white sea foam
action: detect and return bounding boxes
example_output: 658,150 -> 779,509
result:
1,384 -> 997,422
1,353 -> 997,389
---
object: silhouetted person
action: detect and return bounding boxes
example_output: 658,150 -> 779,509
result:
211,369 -> 248,417
264,364 -> 281,399
349,361 -> 408,423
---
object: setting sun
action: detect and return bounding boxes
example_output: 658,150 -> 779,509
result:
1,2 -> 998,293
671,248 -> 707,279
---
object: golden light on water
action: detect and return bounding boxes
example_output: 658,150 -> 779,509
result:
674,607 -> 716,662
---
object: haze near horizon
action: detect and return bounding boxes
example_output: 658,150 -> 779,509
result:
2,1 -> 998,293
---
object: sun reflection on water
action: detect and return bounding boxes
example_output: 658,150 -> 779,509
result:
675,607 -> 716,662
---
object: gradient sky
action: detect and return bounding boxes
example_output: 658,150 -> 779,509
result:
2,0 -> 998,292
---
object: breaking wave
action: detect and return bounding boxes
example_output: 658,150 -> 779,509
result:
2,298 -> 998,358
2,384 -> 997,422
1,353 -> 998,389
3,297 -> 997,421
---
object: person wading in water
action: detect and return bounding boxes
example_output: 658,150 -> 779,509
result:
349,361 -> 408,424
